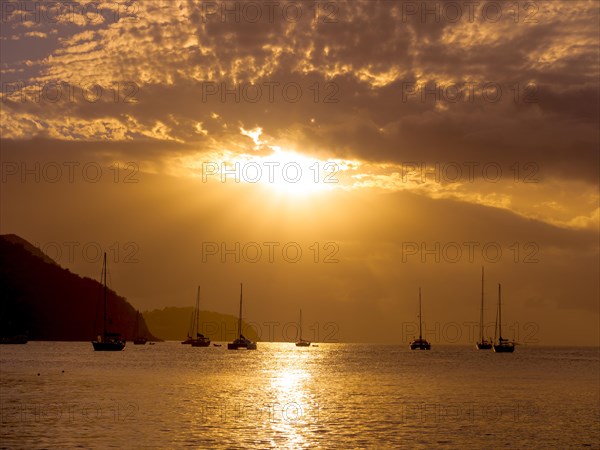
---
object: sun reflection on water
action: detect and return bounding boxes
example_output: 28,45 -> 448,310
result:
263,344 -> 321,448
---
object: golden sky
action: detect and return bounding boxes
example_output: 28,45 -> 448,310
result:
1,1 -> 598,345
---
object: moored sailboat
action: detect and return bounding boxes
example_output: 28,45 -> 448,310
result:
181,309 -> 195,344
476,267 -> 492,350
493,283 -> 515,353
133,310 -> 147,345
227,283 -> 257,350
410,288 -> 431,350
92,253 -> 126,351
295,309 -> 311,347
191,286 -> 211,347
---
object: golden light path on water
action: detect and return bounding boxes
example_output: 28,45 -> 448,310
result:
265,348 -> 313,448
181,343 -> 323,448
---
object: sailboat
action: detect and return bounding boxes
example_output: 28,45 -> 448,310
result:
181,308 -> 195,344
409,287 -> 431,350
295,309 -> 311,347
191,286 -> 211,347
133,311 -> 147,345
92,252 -> 126,351
227,283 -> 257,350
493,283 -> 515,353
476,267 -> 492,350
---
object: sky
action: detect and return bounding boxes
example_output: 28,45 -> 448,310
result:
1,0 -> 598,345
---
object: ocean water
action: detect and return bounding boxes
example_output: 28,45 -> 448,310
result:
1,342 -> 598,449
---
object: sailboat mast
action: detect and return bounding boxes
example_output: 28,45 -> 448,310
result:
418,287 -> 422,340
196,286 -> 201,337
480,266 -> 485,342
498,283 -> 502,339
238,283 -> 243,339
103,252 -> 107,340
299,309 -> 303,340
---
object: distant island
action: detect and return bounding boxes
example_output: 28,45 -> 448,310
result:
143,307 -> 260,342
0,234 -> 258,343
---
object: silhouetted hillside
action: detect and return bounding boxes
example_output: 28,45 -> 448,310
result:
0,235 -> 159,341
144,307 -> 260,342
2,234 -> 59,266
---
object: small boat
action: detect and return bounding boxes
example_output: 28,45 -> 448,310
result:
312,344 -> 319,347
227,284 -> 257,350
133,311 -> 147,345
191,337 -> 210,347
92,253 -> 126,351
493,284 -> 515,353
409,288 -> 431,350
213,343 -> 222,347
149,342 -> 156,345
295,309 -> 311,347
190,286 -> 211,347
476,267 -> 492,350
0,335 -> 28,344
183,333 -> 209,347
228,336 -> 257,350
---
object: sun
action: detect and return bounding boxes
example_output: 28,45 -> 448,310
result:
201,146 -> 343,197
254,147 -> 338,197
179,127 -> 359,197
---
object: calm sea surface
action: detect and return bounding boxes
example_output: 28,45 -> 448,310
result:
1,342 -> 598,449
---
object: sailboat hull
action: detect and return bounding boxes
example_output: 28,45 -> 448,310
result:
493,344 -> 515,353
295,341 -> 311,347
476,342 -> 492,350
92,340 -> 126,351
410,343 -> 431,350
227,340 -> 257,350
410,339 -> 431,350
191,338 -> 211,347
